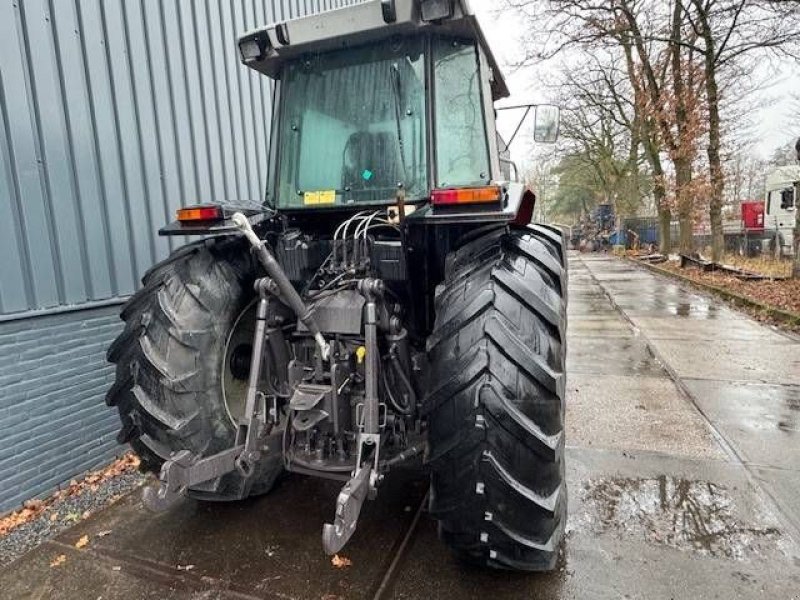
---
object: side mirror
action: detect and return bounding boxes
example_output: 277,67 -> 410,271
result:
534,105 -> 560,144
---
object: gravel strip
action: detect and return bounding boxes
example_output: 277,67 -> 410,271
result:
0,469 -> 146,567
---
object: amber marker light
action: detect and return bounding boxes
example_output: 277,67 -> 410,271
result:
430,186 -> 503,206
176,205 -> 224,222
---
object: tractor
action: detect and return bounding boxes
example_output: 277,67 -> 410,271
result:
107,0 -> 567,571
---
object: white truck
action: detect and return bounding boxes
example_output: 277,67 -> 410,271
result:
721,163 -> 799,257
764,164 -> 799,257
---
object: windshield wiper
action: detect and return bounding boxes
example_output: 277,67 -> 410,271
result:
389,63 -> 409,186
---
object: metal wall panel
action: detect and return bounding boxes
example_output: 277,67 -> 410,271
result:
0,0 -> 363,319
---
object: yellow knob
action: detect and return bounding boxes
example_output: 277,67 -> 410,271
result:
356,346 -> 366,364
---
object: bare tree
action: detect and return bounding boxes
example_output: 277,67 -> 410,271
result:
616,0 -> 709,253
727,147 -> 767,204
507,0 -> 706,252
555,51 -> 650,219
619,34 -> 673,252
504,0 -> 800,256
681,0 -> 800,261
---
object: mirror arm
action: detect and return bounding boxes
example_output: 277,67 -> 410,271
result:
502,105 -> 533,151
497,103 -> 560,147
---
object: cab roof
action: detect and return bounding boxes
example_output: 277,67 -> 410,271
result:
238,0 -> 510,101
766,165 -> 800,188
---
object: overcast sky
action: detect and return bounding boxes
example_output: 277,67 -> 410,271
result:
472,4 -> 799,161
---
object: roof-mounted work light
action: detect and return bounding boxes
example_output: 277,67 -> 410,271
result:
381,0 -> 397,23
239,32 -> 270,62
420,0 -> 454,22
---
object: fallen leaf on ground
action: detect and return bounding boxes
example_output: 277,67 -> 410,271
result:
0,453 -> 142,538
662,261 -> 800,315
24,499 -> 43,511
75,535 -> 89,549
331,554 -> 352,568
50,554 -> 67,568
49,513 -> 59,522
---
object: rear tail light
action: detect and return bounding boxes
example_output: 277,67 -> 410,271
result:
430,186 -> 503,206
176,205 -> 224,222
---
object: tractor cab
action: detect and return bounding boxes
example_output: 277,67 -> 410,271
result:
237,0 -> 554,216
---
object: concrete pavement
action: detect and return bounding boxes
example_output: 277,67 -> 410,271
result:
1,253 -> 799,599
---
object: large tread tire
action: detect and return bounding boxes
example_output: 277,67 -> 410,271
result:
106,236 -> 283,501
425,225 -> 567,571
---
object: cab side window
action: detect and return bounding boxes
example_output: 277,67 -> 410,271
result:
433,37 -> 490,188
780,187 -> 795,210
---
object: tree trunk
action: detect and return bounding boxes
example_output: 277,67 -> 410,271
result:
707,109 -> 725,260
659,205 -> 672,254
794,183 -> 800,278
619,22 -> 672,253
675,158 -> 695,255
670,1 -> 695,256
654,177 -> 671,254
709,197 -> 724,259
679,212 -> 694,254
700,15 -> 725,263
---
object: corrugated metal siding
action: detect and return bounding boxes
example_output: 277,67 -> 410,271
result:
0,0 -> 363,318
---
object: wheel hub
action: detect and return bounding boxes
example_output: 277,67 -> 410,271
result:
229,344 -> 253,381
221,300 -> 257,425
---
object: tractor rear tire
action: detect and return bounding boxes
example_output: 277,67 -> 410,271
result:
425,224 -> 567,571
106,236 -> 283,501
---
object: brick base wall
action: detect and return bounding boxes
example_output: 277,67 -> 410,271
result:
0,305 -> 125,512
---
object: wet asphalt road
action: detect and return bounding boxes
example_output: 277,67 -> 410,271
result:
2,253 -> 800,599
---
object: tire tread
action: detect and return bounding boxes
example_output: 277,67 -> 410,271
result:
426,226 -> 567,571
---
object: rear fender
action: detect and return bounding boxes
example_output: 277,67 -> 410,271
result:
511,189 -> 536,227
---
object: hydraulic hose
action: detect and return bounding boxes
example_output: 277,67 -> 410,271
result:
388,349 -> 416,415
232,213 -> 330,360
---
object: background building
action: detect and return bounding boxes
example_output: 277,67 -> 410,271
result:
0,0 -> 359,513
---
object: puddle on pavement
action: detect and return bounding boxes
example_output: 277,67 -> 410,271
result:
578,476 -> 780,559
669,301 -> 722,319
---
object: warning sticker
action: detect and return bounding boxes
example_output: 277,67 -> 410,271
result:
303,190 -> 337,205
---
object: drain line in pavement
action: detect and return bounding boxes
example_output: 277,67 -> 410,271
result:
372,491 -> 429,600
